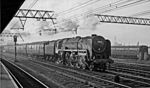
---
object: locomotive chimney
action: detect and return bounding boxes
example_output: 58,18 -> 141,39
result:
76,36 -> 81,38
91,34 -> 97,36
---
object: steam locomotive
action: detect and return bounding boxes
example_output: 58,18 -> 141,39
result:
4,34 -> 113,71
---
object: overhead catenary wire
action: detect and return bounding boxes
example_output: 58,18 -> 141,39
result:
89,0 -> 149,15
7,0 -> 150,30
28,0 -> 39,9
62,0 -> 149,19
131,10 -> 150,17
6,0 -> 150,37
54,0 -> 150,27
57,0 -> 133,17
45,0 -> 149,34
12,0 -> 149,30
54,0 -> 131,26
57,0 -> 102,15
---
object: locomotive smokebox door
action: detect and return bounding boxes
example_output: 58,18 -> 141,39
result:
13,35 -> 17,42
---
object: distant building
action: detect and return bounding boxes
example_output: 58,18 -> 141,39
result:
113,36 -> 122,46
114,42 -> 122,46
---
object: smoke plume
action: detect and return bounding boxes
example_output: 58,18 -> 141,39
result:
58,19 -> 79,34
80,15 -> 99,30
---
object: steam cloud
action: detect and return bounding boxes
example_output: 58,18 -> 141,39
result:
21,32 -> 31,37
58,19 -> 79,33
35,15 -> 99,36
80,15 -> 99,30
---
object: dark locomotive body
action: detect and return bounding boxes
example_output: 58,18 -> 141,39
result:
3,34 -> 113,71
53,34 -> 113,71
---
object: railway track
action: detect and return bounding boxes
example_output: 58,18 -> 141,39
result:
33,59 -> 150,88
107,64 -> 150,87
1,53 -> 130,88
16,60 -> 96,88
112,62 -> 150,71
17,59 -> 131,88
1,59 -> 49,88
109,65 -> 150,78
2,53 -> 150,88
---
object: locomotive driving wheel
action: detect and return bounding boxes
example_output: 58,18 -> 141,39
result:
99,63 -> 106,71
89,64 -> 94,71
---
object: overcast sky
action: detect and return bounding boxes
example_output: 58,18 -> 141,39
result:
2,0 -> 150,46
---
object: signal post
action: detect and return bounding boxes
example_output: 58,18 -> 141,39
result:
13,35 -> 17,62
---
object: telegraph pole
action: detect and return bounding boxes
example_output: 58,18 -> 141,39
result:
13,35 -> 17,62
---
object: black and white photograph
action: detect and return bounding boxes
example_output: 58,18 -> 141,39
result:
0,0 -> 150,88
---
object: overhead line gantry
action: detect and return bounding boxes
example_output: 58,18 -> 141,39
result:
14,9 -> 150,35
14,9 -> 57,33
95,14 -> 150,26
